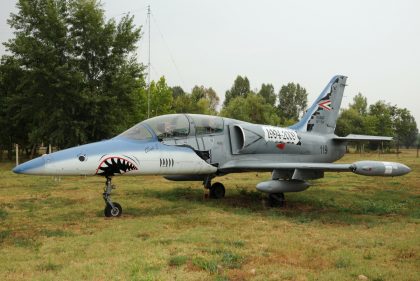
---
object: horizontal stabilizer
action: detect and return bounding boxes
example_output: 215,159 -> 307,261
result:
333,134 -> 393,142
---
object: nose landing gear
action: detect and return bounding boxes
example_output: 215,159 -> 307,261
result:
103,177 -> 122,217
209,182 -> 225,199
203,176 -> 226,199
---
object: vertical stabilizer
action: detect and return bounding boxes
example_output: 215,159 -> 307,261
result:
289,75 -> 347,134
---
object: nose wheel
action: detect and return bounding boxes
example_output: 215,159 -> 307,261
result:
105,202 -> 122,217
203,176 -> 225,199
103,177 -> 122,217
209,182 -> 225,199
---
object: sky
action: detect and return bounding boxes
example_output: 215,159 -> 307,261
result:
1,0 -> 419,125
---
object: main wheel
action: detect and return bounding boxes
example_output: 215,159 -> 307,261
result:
209,182 -> 225,199
268,193 -> 285,207
104,202 -> 122,217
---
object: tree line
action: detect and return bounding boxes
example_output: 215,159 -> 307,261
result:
336,93 -> 418,149
0,0 -> 418,159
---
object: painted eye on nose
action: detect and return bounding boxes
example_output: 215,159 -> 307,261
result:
78,154 -> 87,162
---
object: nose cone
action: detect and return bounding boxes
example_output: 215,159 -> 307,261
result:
400,164 -> 412,176
12,156 -> 45,175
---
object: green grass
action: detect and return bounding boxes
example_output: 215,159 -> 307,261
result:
0,150 -> 419,280
169,255 -> 189,267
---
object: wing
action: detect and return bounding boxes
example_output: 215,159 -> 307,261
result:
219,159 -> 410,177
333,134 -> 393,142
219,160 -> 351,173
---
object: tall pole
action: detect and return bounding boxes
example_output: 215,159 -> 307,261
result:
15,143 -> 19,166
147,5 -> 151,118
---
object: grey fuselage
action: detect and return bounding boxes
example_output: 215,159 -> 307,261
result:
161,117 -> 346,175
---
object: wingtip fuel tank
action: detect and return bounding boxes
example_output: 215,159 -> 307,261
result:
351,161 -> 411,177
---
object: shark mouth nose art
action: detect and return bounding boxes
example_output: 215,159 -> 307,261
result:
96,156 -> 138,176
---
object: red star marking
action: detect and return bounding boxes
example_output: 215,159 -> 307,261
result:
276,143 -> 286,150
318,100 -> 332,111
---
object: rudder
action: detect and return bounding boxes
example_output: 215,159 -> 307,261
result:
289,75 -> 347,134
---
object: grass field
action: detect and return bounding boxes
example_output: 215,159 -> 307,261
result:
0,150 -> 419,281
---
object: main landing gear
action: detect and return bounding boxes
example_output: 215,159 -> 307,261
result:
103,177 -> 122,217
268,192 -> 285,207
203,177 -> 225,199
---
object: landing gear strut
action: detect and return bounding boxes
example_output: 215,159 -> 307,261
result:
268,193 -> 285,207
203,176 -> 225,199
103,177 -> 122,217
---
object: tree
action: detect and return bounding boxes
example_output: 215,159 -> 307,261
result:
0,57 -> 29,158
277,82 -> 308,124
203,87 -> 219,113
393,108 -> 418,148
368,101 -> 394,138
149,76 -> 173,116
221,93 -> 279,125
191,86 -> 219,113
335,108 -> 365,137
1,0 -> 144,148
171,86 -> 192,113
258,83 -> 276,106
171,86 -> 185,99
171,85 -> 220,115
417,134 -> 420,154
350,92 -> 368,116
224,75 -> 250,106
172,94 -> 193,113
336,93 -> 374,136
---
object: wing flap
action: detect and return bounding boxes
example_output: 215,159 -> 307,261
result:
333,134 -> 392,142
219,160 -> 351,172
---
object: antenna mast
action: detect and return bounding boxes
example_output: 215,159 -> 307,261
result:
147,5 -> 151,118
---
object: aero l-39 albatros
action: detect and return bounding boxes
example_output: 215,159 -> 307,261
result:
13,76 -> 411,217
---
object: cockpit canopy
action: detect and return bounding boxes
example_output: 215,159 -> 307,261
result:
145,114 -> 190,139
118,114 -> 224,140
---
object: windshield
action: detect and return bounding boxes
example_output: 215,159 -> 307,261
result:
189,114 -> 224,135
142,114 -> 190,139
118,124 -> 153,140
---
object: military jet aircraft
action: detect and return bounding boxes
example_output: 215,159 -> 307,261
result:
13,75 -> 411,217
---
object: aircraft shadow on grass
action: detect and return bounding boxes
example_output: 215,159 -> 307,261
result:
121,186 -> 415,226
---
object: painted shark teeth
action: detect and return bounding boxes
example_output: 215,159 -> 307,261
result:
96,157 -> 138,176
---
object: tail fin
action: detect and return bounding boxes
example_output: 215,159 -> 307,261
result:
289,75 -> 347,134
